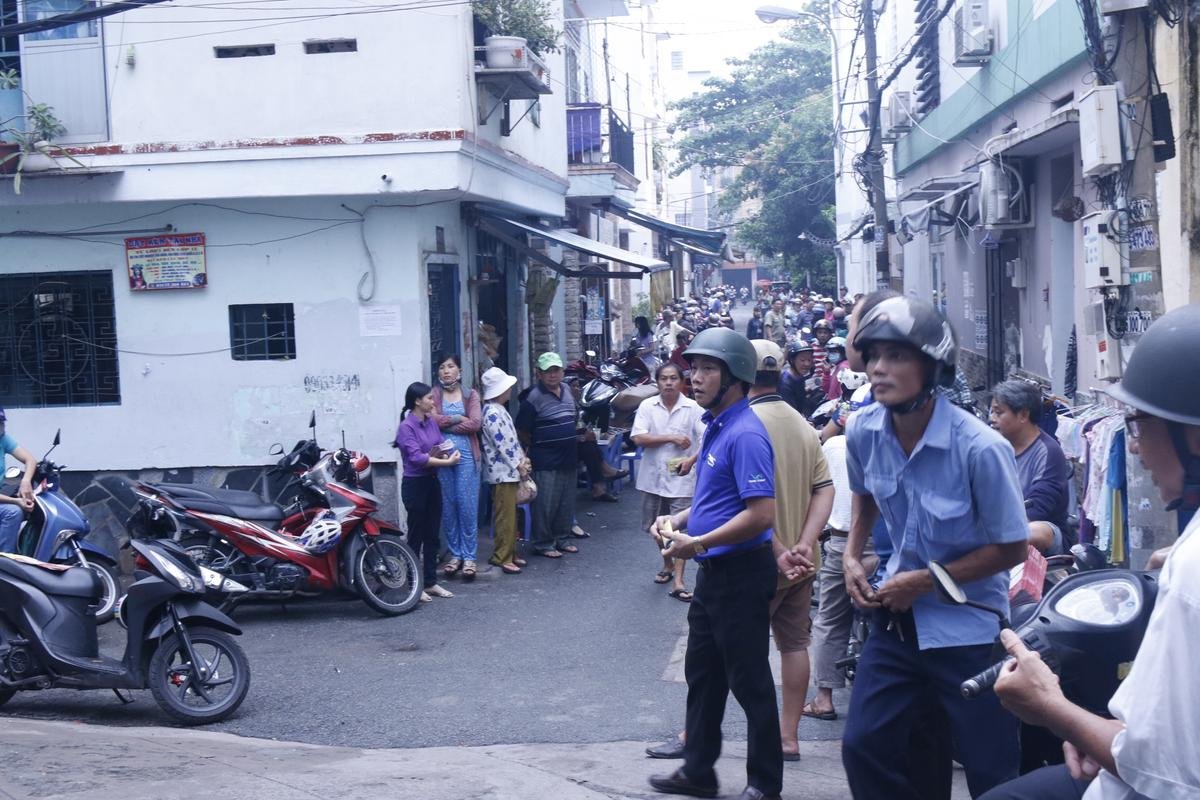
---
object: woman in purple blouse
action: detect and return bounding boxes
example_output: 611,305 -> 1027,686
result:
394,381 -> 460,602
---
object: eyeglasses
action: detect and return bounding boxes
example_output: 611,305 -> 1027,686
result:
1124,412 -> 1152,440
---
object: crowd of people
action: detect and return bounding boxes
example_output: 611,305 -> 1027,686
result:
634,289 -> 1200,800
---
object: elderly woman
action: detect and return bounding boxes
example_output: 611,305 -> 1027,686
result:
479,367 -> 528,575
431,354 -> 483,580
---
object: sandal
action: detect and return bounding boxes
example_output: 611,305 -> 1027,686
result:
654,570 -> 673,584
426,584 -> 454,598
442,558 -> 462,577
536,549 -> 563,559
500,562 -> 522,574
461,560 -> 477,580
570,525 -> 591,538
419,591 -> 433,603
514,557 -> 528,567
559,544 -> 579,554
801,703 -> 838,721
668,588 -> 693,602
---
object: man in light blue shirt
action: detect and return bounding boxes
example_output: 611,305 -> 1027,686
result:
839,297 -> 1029,799
0,408 -> 38,554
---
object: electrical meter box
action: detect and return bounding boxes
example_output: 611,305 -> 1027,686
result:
1081,212 -> 1124,288
1079,86 -> 1123,176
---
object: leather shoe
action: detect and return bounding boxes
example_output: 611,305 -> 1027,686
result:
736,788 -> 782,800
648,768 -> 718,798
645,734 -> 685,759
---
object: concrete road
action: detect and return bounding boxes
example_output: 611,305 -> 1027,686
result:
0,462 -> 971,797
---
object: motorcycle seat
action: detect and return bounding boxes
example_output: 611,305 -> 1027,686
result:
146,483 -> 267,506
171,497 -> 285,525
0,555 -> 99,599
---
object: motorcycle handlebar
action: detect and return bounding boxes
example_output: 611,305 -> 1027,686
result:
961,656 -> 1012,698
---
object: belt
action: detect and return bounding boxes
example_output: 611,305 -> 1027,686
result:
696,542 -> 771,569
828,528 -> 849,537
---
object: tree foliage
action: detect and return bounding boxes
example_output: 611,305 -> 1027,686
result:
670,22 -> 837,283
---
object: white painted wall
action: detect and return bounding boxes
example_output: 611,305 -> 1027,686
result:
2,198 -> 466,473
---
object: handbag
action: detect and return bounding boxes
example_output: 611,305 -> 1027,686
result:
515,477 -> 538,505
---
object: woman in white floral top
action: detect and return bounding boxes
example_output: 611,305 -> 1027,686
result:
479,367 -> 528,574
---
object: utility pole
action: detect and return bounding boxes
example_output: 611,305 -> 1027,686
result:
861,0 -> 893,289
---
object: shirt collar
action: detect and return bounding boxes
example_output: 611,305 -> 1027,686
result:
701,397 -> 748,426
872,395 -> 952,449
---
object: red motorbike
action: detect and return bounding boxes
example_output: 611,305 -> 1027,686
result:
128,442 -> 422,616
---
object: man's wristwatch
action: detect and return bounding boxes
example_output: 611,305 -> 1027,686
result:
692,536 -> 708,556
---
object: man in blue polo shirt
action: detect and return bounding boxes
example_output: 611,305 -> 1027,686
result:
840,296 -> 1028,798
0,408 -> 38,554
649,327 -> 784,800
516,353 -> 580,558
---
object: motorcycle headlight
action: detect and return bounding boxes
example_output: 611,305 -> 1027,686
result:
145,549 -> 202,594
199,566 -> 249,594
1055,578 -> 1142,626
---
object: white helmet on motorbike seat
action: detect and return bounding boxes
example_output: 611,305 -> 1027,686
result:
298,511 -> 341,554
838,370 -> 869,391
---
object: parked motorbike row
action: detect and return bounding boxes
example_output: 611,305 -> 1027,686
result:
0,418 -> 423,725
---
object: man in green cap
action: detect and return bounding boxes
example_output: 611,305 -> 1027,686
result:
517,352 -> 581,557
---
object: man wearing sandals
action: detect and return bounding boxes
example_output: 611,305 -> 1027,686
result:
631,362 -> 707,602
516,353 -> 581,559
747,340 -> 834,762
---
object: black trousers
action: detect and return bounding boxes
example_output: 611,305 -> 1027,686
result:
683,544 -> 782,795
978,765 -> 1091,799
401,474 -> 442,587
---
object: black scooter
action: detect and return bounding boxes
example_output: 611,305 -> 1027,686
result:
929,558 -> 1158,771
0,531 -> 251,724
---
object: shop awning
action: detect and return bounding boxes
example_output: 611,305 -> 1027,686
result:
899,178 -> 978,232
600,202 -> 727,254
673,239 -> 724,261
476,215 -> 669,279
963,109 -> 1079,168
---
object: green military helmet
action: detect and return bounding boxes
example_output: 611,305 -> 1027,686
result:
683,326 -> 759,384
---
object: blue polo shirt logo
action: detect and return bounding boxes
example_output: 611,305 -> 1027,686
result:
748,472 -> 768,485
706,453 -> 717,468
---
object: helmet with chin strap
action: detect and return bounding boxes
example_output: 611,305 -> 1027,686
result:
684,327 -> 758,407
854,296 -> 958,414
1103,303 -> 1200,526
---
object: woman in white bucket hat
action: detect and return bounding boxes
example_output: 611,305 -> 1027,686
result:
479,367 -> 528,574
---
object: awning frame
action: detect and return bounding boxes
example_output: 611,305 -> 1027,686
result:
476,216 -> 667,280
599,201 -> 727,253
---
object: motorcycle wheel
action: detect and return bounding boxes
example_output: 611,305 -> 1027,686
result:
355,532 -> 422,616
180,534 -> 238,571
148,626 -> 250,725
83,558 -> 120,624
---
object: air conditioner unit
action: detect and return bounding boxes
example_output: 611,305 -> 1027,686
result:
979,159 -> 1031,228
889,92 -> 913,132
954,0 -> 993,65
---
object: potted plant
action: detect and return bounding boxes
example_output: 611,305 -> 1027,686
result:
473,0 -> 559,67
0,69 -> 84,194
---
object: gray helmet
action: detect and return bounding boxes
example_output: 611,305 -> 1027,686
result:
1104,303 -> 1200,425
684,327 -> 758,384
854,295 -> 958,387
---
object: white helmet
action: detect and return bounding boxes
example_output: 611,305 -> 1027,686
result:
298,511 -> 341,554
838,370 -> 869,391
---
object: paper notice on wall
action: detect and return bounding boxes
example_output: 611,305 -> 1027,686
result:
125,233 -> 207,291
584,319 -> 603,335
358,304 -> 403,337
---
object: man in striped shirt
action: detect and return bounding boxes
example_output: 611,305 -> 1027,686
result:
516,352 -> 580,558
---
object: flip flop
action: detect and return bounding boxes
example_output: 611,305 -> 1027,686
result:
514,557 -> 528,567
500,563 -> 522,574
802,704 -> 838,721
654,570 -> 673,584
591,492 -> 619,503
559,544 -> 579,554
668,589 -> 693,602
536,549 -> 563,559
782,752 -> 801,762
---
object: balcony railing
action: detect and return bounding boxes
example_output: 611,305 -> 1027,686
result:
567,103 -> 636,175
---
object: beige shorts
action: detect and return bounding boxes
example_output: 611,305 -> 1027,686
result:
769,579 -> 814,653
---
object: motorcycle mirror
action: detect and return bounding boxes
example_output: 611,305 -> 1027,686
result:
4,466 -> 19,480
268,443 -> 285,456
52,429 -> 61,447
929,560 -> 1011,629
308,410 -> 316,430
929,561 -> 967,605
1070,543 -> 1108,572
341,429 -> 347,449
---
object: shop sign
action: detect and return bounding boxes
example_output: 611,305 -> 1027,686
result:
125,233 -> 207,291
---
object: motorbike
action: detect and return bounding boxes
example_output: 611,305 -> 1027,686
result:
930,555 -> 1158,772
128,435 -> 423,617
4,431 -> 121,623
578,338 -> 659,431
0,531 -> 250,724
